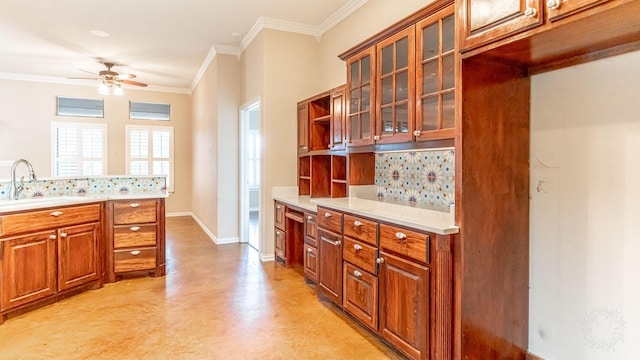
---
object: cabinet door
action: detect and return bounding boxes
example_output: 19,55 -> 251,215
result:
546,0 -> 612,21
376,26 -> 415,144
58,222 -> 100,291
460,0 -> 544,50
346,47 -> 376,147
274,202 -> 285,230
298,102 -> 309,153
1,231 -> 57,311
304,212 -> 318,248
379,252 -> 429,360
303,244 -> 319,282
343,262 -> 378,331
330,87 -> 347,150
274,228 -> 286,261
318,229 -> 343,305
416,6 -> 456,141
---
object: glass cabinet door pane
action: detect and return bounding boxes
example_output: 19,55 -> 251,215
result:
422,96 -> 439,131
381,107 -> 393,134
382,77 -> 393,105
395,103 -> 409,133
350,89 -> 360,112
442,92 -> 455,129
442,54 -> 455,90
350,115 -> 360,140
396,37 -> 408,69
422,23 -> 439,60
362,85 -> 370,110
422,60 -> 439,95
362,113 -> 371,138
396,71 -> 408,101
442,15 -> 455,53
382,45 -> 393,75
362,56 -> 370,83
350,61 -> 359,86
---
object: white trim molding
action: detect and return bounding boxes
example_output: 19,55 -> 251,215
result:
260,254 -> 276,262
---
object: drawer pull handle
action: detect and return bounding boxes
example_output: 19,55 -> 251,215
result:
307,248 -> 313,253
276,205 -> 281,209
353,270 -> 362,278
50,211 -> 63,217
353,221 -> 362,227
49,235 -> 56,240
376,257 -> 385,264
395,232 -> 407,240
524,7 -> 537,17
320,236 -> 341,246
130,250 -> 142,256
129,203 -> 140,208
307,216 -> 313,221
324,212 -> 332,218
547,0 -> 560,9
60,233 -> 68,238
276,231 -> 281,235
130,226 -> 141,232
353,244 -> 363,251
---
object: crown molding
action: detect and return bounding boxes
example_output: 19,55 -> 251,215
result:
190,46 -> 217,91
0,72 -> 191,94
317,0 -> 370,38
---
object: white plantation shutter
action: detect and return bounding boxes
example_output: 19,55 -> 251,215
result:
126,125 -> 174,192
52,122 -> 106,177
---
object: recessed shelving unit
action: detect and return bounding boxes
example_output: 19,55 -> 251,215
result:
309,95 -> 331,151
310,155 -> 331,198
331,155 -> 347,198
298,156 -> 310,196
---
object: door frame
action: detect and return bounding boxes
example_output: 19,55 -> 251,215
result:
239,98 -> 261,250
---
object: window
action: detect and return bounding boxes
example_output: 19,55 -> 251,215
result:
56,97 -> 104,118
51,122 -> 107,177
130,101 -> 170,121
126,125 -> 174,192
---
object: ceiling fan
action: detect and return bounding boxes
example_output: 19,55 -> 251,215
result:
72,62 -> 148,94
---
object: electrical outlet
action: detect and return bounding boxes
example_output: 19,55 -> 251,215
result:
77,180 -> 88,189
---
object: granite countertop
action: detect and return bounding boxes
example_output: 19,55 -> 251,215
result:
0,192 -> 168,214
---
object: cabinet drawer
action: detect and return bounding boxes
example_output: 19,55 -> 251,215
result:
304,213 -> 318,248
112,200 -> 157,225
343,214 -> 378,246
343,237 -> 378,275
343,262 -> 378,331
274,228 -> 286,260
114,248 -> 157,273
316,207 -> 343,233
304,244 -> 318,283
113,224 -> 157,249
274,202 -> 285,230
379,224 -> 429,264
0,203 -> 101,237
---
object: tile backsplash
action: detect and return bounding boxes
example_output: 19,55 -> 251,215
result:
0,176 -> 166,201
375,148 -> 454,209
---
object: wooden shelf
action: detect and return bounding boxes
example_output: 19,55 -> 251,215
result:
312,114 -> 331,123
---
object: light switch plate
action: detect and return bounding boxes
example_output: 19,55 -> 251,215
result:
77,180 -> 88,189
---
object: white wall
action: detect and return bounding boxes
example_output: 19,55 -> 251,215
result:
529,50 -> 640,359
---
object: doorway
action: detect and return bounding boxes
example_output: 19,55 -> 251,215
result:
240,100 -> 261,251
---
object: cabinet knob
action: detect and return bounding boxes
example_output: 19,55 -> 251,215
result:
276,231 -> 281,235
303,146 -> 308,150
376,257 -> 385,264
353,244 -> 363,251
324,212 -> 331,218
546,0 -> 560,9
129,203 -> 140,208
395,232 -> 407,240
307,248 -> 313,253
373,135 -> 380,141
353,221 -> 362,227
130,226 -> 141,232
276,205 -> 281,209
307,216 -> 313,221
524,7 -> 537,17
50,211 -> 63,217
353,270 -> 362,278
130,250 -> 141,256
60,232 -> 68,238
413,130 -> 421,137
49,234 -> 57,240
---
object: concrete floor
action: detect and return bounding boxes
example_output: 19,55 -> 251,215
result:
0,216 -> 402,359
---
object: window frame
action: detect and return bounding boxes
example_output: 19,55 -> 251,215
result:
50,121 -> 108,177
56,97 -> 105,118
129,101 -> 171,121
125,125 -> 175,192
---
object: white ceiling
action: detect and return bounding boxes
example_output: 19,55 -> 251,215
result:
0,0 -> 367,93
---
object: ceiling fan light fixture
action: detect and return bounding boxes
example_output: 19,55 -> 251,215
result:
98,82 -> 110,95
113,85 -> 123,96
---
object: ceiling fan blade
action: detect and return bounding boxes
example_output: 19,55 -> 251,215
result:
120,79 -> 148,87
78,68 -> 97,75
115,73 -> 136,80
68,77 -> 99,80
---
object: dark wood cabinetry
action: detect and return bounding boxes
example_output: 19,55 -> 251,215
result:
317,206 -> 343,305
57,222 -> 100,291
303,212 -> 318,282
346,48 -> 376,147
343,262 -> 378,331
297,102 -> 309,154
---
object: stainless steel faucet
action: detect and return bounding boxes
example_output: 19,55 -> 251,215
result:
10,159 -> 37,200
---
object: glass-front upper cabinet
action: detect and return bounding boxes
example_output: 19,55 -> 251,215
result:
375,27 -> 416,144
346,47 -> 376,147
415,6 -> 456,141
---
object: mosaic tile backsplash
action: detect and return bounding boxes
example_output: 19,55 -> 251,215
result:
0,176 -> 166,201
375,149 -> 454,209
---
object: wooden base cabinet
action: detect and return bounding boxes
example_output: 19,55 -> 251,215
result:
318,229 -> 343,305
57,222 -> 100,291
379,251 -> 429,360
343,262 -> 378,331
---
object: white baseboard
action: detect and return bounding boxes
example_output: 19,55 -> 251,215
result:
260,254 -> 275,262
216,237 -> 240,245
167,211 -> 193,217
189,213 -> 218,244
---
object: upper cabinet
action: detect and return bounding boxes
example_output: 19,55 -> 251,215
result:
341,2 -> 456,147
330,87 -> 347,151
345,48 -> 376,147
459,0 -> 544,50
546,0 -> 614,21
415,7 -> 456,141
298,85 -> 347,153
297,102 -> 309,154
